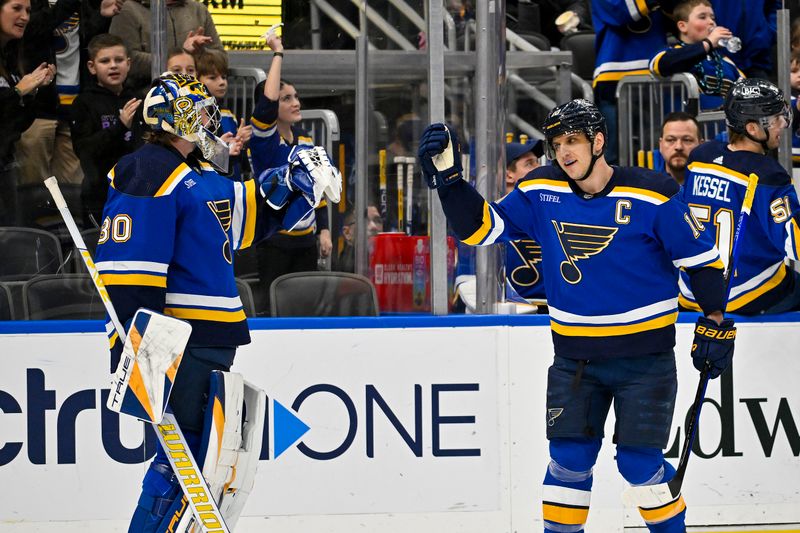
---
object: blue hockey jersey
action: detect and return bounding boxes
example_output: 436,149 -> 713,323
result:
440,164 -> 723,359
96,143 -> 284,355
679,141 -> 800,314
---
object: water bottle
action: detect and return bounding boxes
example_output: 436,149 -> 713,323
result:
718,36 -> 742,53
412,238 -> 427,309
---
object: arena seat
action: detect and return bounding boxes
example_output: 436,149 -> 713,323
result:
560,31 -> 596,82
235,277 -> 257,318
269,271 -> 379,317
22,274 -> 105,320
0,227 -> 65,281
0,283 -> 13,320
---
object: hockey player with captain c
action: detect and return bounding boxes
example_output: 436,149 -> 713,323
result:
93,72 -> 340,532
418,100 -> 735,532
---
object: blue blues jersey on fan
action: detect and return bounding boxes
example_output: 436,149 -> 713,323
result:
679,140 -> 800,314
650,42 -> 743,110
95,143 -> 283,356
591,0 -> 667,89
444,164 -> 722,358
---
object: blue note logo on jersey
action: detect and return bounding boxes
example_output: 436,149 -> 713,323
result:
509,240 -> 543,287
552,221 -> 618,284
207,199 -> 233,264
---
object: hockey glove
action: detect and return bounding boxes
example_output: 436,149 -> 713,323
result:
691,316 -> 736,379
289,146 -> 342,207
418,123 -> 463,189
256,164 -> 309,210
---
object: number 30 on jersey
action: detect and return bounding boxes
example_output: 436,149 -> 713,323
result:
98,215 -> 132,244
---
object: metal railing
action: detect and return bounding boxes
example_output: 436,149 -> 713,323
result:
616,73 -> 728,168
222,67 -> 267,122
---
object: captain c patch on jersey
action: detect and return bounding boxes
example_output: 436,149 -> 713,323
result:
552,221 -> 617,284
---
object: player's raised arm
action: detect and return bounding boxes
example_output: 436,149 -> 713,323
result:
418,123 -> 532,245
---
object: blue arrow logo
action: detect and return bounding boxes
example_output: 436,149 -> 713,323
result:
273,399 -> 310,458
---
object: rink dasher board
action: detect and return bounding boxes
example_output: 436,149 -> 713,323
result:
0,315 -> 798,532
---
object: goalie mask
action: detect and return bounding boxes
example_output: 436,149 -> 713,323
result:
144,73 -> 230,173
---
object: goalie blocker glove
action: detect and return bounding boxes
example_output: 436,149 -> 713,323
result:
691,316 -> 736,379
418,123 -> 464,189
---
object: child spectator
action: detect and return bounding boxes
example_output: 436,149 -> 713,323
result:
195,48 -> 251,181
69,33 -> 144,227
108,0 -> 220,95
791,50 -> 800,170
650,0 -> 744,111
166,46 -> 196,77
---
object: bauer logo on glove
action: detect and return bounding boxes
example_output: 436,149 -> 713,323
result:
418,122 -> 464,189
691,316 -> 736,379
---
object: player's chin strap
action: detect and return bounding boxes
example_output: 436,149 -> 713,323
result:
569,135 -> 605,182
176,371 -> 267,532
743,121 -> 772,154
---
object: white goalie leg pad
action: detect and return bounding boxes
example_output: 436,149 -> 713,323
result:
181,371 -> 265,531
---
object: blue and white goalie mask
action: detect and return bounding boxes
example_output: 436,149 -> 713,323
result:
144,73 -> 230,173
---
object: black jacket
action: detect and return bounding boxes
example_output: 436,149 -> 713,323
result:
0,42 -> 36,162
70,82 -> 144,224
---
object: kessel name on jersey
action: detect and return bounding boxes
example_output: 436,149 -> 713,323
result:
691,174 -> 733,203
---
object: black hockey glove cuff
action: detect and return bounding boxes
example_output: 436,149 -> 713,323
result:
418,123 -> 463,189
691,316 -> 736,379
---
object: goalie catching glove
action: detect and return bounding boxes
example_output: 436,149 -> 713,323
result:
257,145 -> 342,210
418,123 -> 463,189
691,316 -> 736,379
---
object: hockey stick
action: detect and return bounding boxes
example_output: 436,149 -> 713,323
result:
44,177 -> 231,533
621,172 -> 759,509
404,157 -> 414,235
378,149 -> 388,221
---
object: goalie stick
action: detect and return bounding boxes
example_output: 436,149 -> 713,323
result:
44,177 -> 231,533
621,172 -> 759,509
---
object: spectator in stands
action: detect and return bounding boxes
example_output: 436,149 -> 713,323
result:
790,50 -> 800,169
16,0 -> 124,226
0,0 -> 55,226
70,33 -> 143,227
505,139 -> 543,194
166,46 -> 195,76
650,0 -> 743,111
656,111 -> 702,184
708,0 -> 776,79
249,32 -> 332,313
591,0 -> 669,164
196,48 -> 251,181
109,0 -> 220,95
334,205 -> 383,273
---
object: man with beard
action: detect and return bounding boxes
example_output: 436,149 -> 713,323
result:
658,112 -> 702,184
